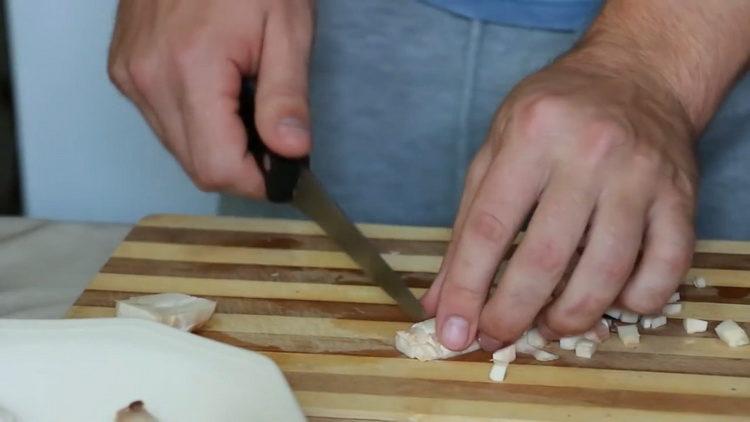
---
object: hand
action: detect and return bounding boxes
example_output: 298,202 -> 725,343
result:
108,0 -> 314,197
422,60 -> 698,351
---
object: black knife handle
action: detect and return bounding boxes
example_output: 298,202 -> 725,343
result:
239,79 -> 308,203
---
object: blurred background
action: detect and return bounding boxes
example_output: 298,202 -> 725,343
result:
2,0 -> 218,223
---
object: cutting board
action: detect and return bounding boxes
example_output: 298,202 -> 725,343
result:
68,214 -> 750,421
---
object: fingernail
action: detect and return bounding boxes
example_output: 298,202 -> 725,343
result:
276,117 -> 309,146
478,334 -> 502,352
441,315 -> 469,350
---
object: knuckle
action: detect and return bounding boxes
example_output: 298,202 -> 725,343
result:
107,60 -> 132,94
126,57 -> 156,93
631,145 -> 665,174
170,32 -> 210,71
468,211 -> 509,244
513,94 -> 567,140
522,239 -> 567,276
580,119 -> 631,164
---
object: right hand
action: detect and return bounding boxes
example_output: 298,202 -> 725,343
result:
108,0 -> 314,198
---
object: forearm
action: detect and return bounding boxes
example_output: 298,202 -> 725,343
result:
559,0 -> 750,134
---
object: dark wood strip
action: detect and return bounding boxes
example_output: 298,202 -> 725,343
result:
125,226 -> 750,271
126,226 -> 448,255
76,290 -> 411,322
101,258 -> 436,288
200,331 -> 750,378
680,286 -> 750,304
285,372 -> 750,416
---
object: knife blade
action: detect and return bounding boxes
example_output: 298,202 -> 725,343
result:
239,80 -> 426,321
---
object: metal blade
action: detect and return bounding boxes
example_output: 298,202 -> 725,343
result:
292,169 -> 426,321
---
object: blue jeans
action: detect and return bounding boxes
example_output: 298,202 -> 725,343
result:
220,0 -> 750,240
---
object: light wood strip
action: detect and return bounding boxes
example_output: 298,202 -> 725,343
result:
139,215 -> 750,255
88,274 -> 748,315
267,352 -> 750,398
113,242 -> 443,273
296,391 -> 748,422
68,307 -> 750,360
675,301 -> 750,323
112,242 -> 750,288
139,214 -> 453,241
88,273 -> 427,305
683,268 -> 750,288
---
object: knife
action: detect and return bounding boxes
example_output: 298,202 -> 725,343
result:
238,80 -> 425,321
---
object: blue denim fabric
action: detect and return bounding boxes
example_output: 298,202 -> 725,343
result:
220,0 -> 750,240
422,0 -> 603,31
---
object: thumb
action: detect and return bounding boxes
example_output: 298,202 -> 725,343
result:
254,5 -> 313,158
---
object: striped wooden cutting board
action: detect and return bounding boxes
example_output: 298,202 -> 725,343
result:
68,214 -> 750,421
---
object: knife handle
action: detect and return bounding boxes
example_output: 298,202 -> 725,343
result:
239,79 -> 308,203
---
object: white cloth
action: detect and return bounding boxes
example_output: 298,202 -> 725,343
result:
0,218 -> 130,318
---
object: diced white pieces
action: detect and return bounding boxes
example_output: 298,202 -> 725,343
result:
394,318 -> 480,361
115,293 -> 216,332
559,336 -> 581,350
514,334 -> 559,362
492,344 -> 516,363
531,348 -> 560,362
662,303 -> 682,316
650,315 -> 668,329
683,318 -> 708,334
583,319 -> 611,343
693,277 -> 708,288
620,311 -> 640,323
668,292 -> 681,303
640,317 -> 652,329
617,324 -> 640,346
640,315 -> 667,330
575,339 -> 597,359
489,362 -> 508,383
526,328 -> 548,348
604,307 -> 622,319
715,320 -> 749,347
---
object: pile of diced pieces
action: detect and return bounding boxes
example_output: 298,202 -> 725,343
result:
395,276 -> 749,383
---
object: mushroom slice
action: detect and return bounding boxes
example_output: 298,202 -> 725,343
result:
116,293 -> 216,332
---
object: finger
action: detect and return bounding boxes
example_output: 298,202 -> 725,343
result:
435,148 -> 546,351
255,3 -> 314,157
539,188 -> 647,336
180,57 -> 266,197
618,195 -> 695,314
421,142 -> 493,314
479,171 -> 596,348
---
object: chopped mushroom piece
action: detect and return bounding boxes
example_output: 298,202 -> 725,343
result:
683,318 -> 708,334
619,311 -> 640,324
559,336 -> 581,350
583,319 -> 611,343
488,363 -> 508,383
116,401 -> 158,422
525,328 -> 548,348
668,292 -> 681,303
575,339 -> 597,359
604,307 -> 622,319
693,277 -> 708,288
394,318 -> 479,361
492,344 -> 516,363
617,324 -> 640,346
662,303 -> 682,316
515,334 -> 559,362
116,293 -> 216,332
715,320 -> 749,347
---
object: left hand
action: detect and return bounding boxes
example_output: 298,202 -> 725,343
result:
421,59 -> 698,351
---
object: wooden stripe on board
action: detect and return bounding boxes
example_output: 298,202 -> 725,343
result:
138,215 -> 750,256
265,352 -> 750,398
286,372 -> 750,416
87,273 -> 427,305
67,306 -> 750,362
112,242 -> 750,288
295,391 -> 748,422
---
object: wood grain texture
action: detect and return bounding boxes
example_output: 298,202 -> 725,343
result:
69,214 -> 750,421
